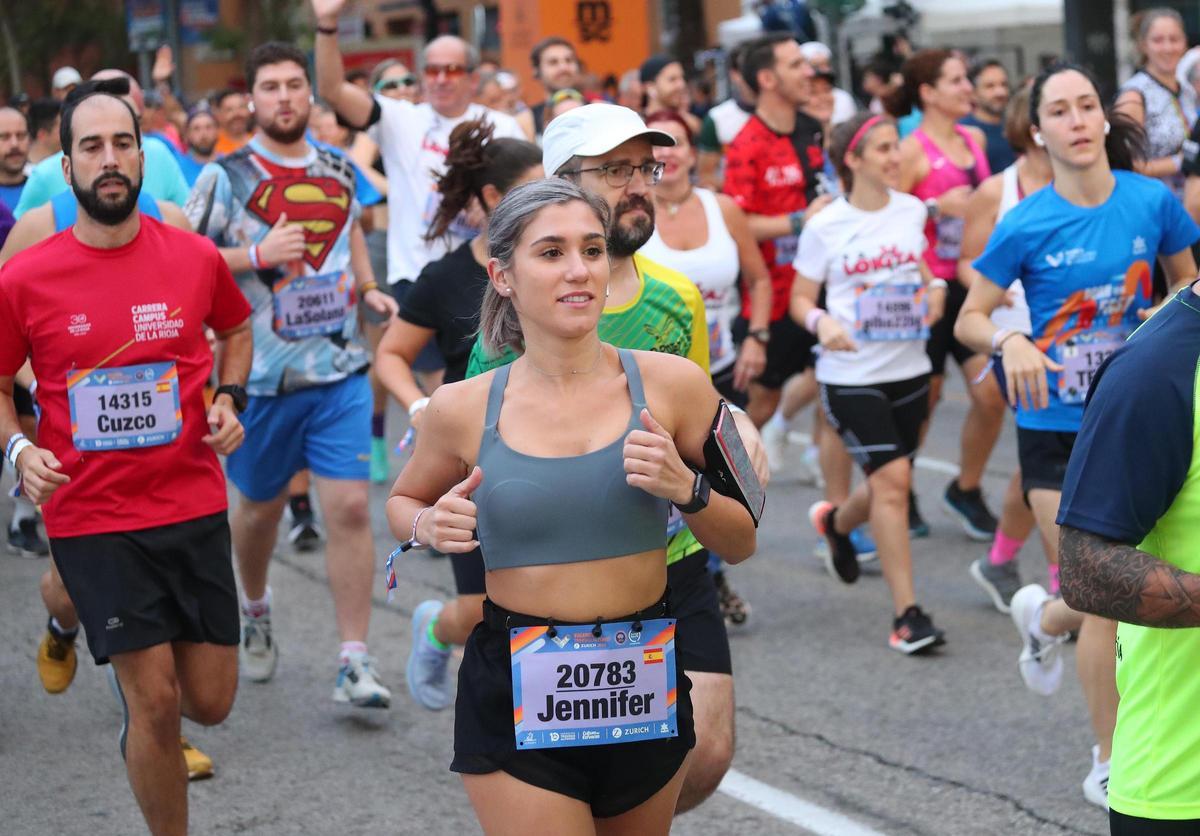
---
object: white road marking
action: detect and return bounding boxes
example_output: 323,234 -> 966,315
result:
718,769 -> 888,836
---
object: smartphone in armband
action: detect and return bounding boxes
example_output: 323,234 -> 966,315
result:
702,401 -> 765,526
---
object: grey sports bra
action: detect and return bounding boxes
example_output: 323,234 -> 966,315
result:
474,348 -> 669,571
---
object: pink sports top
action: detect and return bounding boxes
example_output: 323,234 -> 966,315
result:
910,126 -> 990,280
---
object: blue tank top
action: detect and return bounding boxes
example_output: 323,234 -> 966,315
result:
474,348 -> 669,571
51,189 -> 162,233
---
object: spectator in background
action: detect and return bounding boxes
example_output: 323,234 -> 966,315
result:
477,71 -> 535,139
1117,7 -> 1192,200
961,59 -> 1015,174
689,75 -> 714,119
26,99 -> 60,164
179,106 -> 219,187
641,54 -> 701,134
805,71 -> 843,195
143,90 -> 184,152
8,92 -> 30,116
212,89 -> 252,156
528,36 -> 580,138
862,58 -> 900,115
697,41 -> 756,191
799,41 -> 857,124
50,66 -> 82,101
0,107 -> 30,214
371,59 -> 420,104
617,68 -> 643,111
346,66 -> 370,90
545,87 -> 584,124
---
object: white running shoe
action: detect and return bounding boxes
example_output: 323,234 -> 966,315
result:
760,417 -> 788,473
240,611 -> 278,683
407,600 -> 454,710
333,654 -> 391,708
1010,584 -> 1066,696
798,444 -> 825,488
1082,745 -> 1109,810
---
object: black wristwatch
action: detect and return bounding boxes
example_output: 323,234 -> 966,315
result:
748,328 -> 771,345
673,468 -> 711,515
215,384 -> 248,414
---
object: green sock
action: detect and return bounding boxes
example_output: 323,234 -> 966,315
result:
426,618 -> 450,652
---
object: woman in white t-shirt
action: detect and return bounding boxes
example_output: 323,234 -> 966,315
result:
790,112 -> 948,655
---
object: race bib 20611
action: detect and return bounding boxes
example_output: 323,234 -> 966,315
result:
272,271 -> 350,340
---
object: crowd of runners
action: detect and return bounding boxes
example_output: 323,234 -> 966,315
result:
2,2 -> 1200,834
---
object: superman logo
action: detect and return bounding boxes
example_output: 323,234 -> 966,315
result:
246,177 -> 350,271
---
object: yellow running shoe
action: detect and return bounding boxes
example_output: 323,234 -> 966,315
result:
181,737 -> 214,781
37,623 -> 77,694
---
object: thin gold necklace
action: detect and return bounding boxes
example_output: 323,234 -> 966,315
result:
525,344 -> 605,377
658,187 -> 693,217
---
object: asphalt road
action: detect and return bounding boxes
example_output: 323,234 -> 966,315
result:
0,372 -> 1109,836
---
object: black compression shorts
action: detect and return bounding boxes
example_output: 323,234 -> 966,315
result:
820,374 -> 930,475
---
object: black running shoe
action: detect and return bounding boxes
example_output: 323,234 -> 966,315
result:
908,490 -> 930,539
889,605 -> 946,655
714,570 -> 750,625
808,501 -> 859,583
7,517 -> 49,558
287,495 -> 323,553
942,479 -> 998,541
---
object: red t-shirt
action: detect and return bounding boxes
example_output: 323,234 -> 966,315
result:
0,217 -> 251,538
723,113 -> 825,321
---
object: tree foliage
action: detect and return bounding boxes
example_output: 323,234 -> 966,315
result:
0,0 -> 127,93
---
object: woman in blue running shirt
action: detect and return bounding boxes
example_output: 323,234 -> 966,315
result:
956,61 -> 1200,810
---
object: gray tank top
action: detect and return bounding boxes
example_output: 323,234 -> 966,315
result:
474,348 -> 669,571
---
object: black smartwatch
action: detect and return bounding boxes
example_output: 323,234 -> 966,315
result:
673,468 -> 711,515
748,327 -> 771,345
215,384 -> 248,414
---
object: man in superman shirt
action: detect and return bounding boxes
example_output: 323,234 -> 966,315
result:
185,42 -> 398,708
723,33 -> 832,428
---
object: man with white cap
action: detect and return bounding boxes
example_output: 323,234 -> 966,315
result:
798,42 -> 857,125
51,67 -> 82,101
13,70 -> 188,217
460,103 -> 766,814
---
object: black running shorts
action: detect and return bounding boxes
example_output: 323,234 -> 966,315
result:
667,551 -> 733,675
820,374 -> 931,475
732,315 -> 816,389
1016,427 -> 1077,496
13,383 -> 35,418
451,596 -> 695,817
1110,809 -> 1200,835
925,281 -> 977,375
50,511 -> 239,664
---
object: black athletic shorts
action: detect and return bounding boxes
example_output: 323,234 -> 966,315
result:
1110,809 -> 1200,835
820,374 -> 930,475
1016,427 -> 1077,495
667,550 -> 732,674
451,595 -> 695,818
50,511 -> 239,665
711,364 -> 750,410
13,383 -> 34,418
452,547 -> 487,596
926,281 -> 977,375
732,315 -> 815,389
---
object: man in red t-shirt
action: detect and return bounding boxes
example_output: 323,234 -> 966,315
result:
0,87 -> 252,835
723,33 -> 832,428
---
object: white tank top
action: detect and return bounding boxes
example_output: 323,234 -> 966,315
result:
988,164 -> 1032,335
640,188 -> 742,373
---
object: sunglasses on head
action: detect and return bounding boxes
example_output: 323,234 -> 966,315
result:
376,76 -> 417,91
423,63 -> 470,79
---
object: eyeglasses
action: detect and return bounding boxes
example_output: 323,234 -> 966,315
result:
562,161 -> 665,188
423,63 -> 470,79
376,76 -> 417,92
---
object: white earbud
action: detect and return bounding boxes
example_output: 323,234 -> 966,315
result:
1032,132 -> 1045,147
605,284 -> 611,299
1104,120 -> 1111,136
247,101 -> 255,114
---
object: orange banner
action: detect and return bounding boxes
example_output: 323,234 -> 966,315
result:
499,0 -> 654,107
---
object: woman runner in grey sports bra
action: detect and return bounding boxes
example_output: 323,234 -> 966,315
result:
388,179 -> 757,834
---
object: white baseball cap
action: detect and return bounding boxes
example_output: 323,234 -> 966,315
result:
542,103 -> 675,179
52,66 -> 83,90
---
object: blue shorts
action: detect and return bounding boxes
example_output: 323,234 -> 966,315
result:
227,374 -> 371,501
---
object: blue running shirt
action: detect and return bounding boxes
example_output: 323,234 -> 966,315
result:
973,170 -> 1199,432
185,138 -> 368,396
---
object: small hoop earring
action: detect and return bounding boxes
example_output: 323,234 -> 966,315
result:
1103,120 -> 1111,136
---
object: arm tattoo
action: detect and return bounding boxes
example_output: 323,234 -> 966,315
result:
1060,526 -> 1200,627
